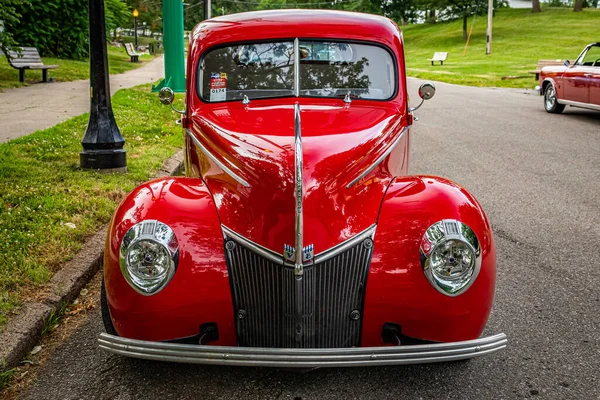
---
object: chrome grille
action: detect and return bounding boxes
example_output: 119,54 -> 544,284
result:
225,236 -> 374,348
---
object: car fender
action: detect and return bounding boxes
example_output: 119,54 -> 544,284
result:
541,76 -> 561,99
104,177 -> 236,344
361,176 -> 496,345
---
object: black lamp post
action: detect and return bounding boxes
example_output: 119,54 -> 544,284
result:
80,0 -> 126,172
133,9 -> 139,50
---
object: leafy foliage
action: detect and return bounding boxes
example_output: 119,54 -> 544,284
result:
3,0 -> 129,59
5,0 -> 89,59
125,0 -> 162,32
105,0 -> 130,40
0,0 -> 21,55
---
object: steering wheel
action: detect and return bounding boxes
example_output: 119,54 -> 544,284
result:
594,58 -> 600,67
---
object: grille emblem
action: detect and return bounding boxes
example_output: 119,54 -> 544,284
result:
284,243 -> 314,264
303,244 -> 314,262
284,244 -> 295,262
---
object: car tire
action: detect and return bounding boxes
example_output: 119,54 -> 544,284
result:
544,84 -> 565,114
101,277 -> 118,336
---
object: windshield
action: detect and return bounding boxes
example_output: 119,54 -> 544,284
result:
198,40 -> 396,102
576,45 -> 600,67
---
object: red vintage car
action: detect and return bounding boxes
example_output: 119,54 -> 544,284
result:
540,42 -> 600,113
98,10 -> 506,367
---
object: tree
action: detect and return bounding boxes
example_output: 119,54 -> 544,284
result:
437,0 -> 486,41
125,0 -> 162,32
532,0 -> 541,12
573,0 -> 584,10
105,0 -> 130,39
378,0 -> 419,25
4,0 -> 129,59
5,0 -> 89,59
0,0 -> 21,55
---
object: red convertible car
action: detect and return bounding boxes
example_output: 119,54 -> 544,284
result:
540,42 -> 600,113
98,10 -> 507,367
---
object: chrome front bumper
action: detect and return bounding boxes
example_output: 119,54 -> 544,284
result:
98,332 -> 507,367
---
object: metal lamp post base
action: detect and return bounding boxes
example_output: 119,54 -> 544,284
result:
80,149 -> 127,172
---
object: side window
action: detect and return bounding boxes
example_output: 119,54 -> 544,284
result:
580,45 -> 600,67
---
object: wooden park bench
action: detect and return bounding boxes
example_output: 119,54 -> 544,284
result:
529,59 -> 572,80
123,42 -> 141,62
429,52 -> 448,66
6,47 -> 58,83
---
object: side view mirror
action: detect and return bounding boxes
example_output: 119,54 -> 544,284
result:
563,60 -> 570,67
158,87 -> 185,115
418,82 -> 436,100
410,82 -> 436,112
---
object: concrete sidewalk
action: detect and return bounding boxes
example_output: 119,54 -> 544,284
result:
0,55 -> 165,143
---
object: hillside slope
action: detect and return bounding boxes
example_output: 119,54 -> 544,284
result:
401,8 -> 599,88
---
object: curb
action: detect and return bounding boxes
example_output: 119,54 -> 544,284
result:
0,149 -> 184,372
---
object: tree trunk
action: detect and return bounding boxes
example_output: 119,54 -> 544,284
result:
429,9 -> 436,23
573,0 -> 584,11
463,15 -> 468,41
532,0 -> 541,12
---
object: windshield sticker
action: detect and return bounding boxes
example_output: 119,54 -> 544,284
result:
210,73 -> 227,101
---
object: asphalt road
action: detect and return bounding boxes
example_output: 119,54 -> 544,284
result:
22,79 -> 600,399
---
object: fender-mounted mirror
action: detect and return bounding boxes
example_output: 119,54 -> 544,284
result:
563,60 -> 571,67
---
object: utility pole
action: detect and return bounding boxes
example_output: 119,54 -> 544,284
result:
80,0 -> 126,172
204,0 -> 212,19
486,0 -> 493,55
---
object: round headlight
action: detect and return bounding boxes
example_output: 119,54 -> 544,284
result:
420,220 -> 481,296
120,220 -> 179,295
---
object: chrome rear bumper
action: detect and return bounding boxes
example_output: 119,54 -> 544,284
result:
98,332 -> 507,367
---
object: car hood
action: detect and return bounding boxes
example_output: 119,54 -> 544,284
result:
188,99 -> 407,256
541,66 -> 567,74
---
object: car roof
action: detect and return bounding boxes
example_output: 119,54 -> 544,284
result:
190,9 -> 402,53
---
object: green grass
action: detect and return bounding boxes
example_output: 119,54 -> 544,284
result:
402,7 -> 600,88
0,45 -> 155,91
0,84 -> 184,326
0,366 -> 17,391
40,301 -> 69,337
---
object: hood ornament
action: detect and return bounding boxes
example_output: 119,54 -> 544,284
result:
284,103 -> 313,278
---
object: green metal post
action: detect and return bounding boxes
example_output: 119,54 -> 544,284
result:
152,0 -> 185,93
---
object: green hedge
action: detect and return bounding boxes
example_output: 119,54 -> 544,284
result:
5,0 -> 131,60
6,0 -> 89,59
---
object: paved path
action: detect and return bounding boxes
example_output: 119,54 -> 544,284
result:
0,55 -> 164,143
20,79 -> 600,399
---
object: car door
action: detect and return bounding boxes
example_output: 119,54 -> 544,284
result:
564,44 -> 600,105
591,67 -> 600,106
583,45 -> 600,106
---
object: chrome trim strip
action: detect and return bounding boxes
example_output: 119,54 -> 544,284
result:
294,38 -> 300,97
186,129 -> 250,188
222,225 -> 283,265
294,103 -> 304,277
223,223 -> 377,268
556,99 -> 600,112
98,332 -> 507,367
346,125 -> 410,189
313,224 -> 376,264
